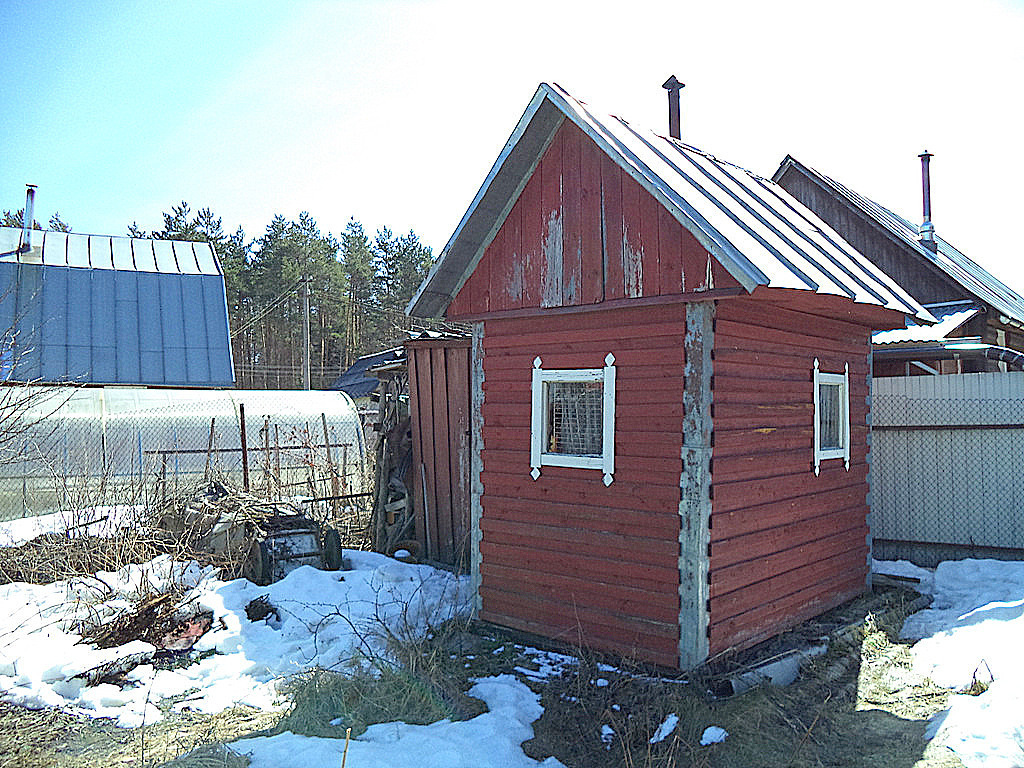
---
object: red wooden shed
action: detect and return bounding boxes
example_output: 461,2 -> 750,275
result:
408,83 -> 930,669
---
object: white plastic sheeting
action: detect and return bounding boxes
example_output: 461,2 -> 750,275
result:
0,387 -> 365,521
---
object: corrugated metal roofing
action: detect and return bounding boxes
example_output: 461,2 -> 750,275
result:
0,227 -> 233,387
872,304 -> 980,345
0,227 -> 222,275
772,160 -> 1024,325
330,347 -> 404,399
408,83 -> 931,322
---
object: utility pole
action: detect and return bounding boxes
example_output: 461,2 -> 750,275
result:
302,276 -> 311,390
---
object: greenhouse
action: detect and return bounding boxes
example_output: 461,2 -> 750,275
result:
0,386 -> 366,522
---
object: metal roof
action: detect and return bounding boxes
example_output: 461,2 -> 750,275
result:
0,227 -> 222,275
409,83 -> 931,322
873,303 -> 980,345
772,159 -> 1024,325
0,227 -> 233,387
330,347 -> 404,399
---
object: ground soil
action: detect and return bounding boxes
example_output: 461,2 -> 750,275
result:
518,586 -> 966,768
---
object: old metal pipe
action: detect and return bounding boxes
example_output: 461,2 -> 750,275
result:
662,75 -> 684,140
918,151 -> 936,250
20,184 -> 37,253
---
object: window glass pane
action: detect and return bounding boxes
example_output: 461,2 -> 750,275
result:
818,382 -> 843,450
545,380 -> 603,456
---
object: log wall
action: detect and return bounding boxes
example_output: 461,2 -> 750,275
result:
477,303 -> 686,668
708,292 -> 876,654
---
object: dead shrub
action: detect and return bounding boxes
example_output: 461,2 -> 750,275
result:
0,528 -> 163,585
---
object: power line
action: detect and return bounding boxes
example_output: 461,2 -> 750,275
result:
230,278 -> 304,338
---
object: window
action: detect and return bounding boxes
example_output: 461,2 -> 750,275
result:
531,353 -> 616,485
813,358 -> 850,475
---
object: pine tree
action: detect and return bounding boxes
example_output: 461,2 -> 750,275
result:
339,219 -> 376,366
374,227 -> 433,320
1,209 -> 71,232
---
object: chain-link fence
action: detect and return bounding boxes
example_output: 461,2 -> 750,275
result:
0,387 -> 369,532
871,372 -> 1024,565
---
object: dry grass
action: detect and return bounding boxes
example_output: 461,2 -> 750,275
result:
517,587 -> 965,768
0,586 -> 968,768
156,743 -> 250,768
0,701 -> 274,768
272,613 -> 487,740
0,485 -> 966,768
0,479 -> 373,589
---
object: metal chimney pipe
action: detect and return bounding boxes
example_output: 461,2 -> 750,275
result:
662,75 -> 685,140
918,151 -> 936,251
20,184 -> 37,253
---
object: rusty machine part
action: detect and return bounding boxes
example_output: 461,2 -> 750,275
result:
240,508 -> 346,586
156,481 -> 346,586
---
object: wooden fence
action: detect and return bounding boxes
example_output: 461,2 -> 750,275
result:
871,371 -> 1024,565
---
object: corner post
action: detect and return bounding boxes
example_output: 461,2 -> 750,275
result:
470,322 -> 486,613
679,300 -> 713,668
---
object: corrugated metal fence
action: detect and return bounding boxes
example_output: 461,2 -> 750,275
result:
872,371 -> 1024,565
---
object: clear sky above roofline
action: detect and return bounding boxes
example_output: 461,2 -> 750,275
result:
3,0 -> 1021,295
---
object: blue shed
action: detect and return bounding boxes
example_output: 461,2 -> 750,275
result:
0,227 -> 234,387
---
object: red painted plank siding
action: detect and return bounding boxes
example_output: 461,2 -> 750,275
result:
445,120 -> 740,321
521,165 -> 544,309
561,125 -> 582,307
478,303 -> 685,667
579,136 -> 603,304
639,186 -> 661,297
601,152 -> 625,301
406,339 -> 472,567
708,295 -> 877,655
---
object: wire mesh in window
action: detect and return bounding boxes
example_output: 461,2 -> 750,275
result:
818,382 -> 843,450
545,381 -> 603,456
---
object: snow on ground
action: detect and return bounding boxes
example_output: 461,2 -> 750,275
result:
236,674 -> 566,768
4,502 -> 1023,768
0,510 -> 561,765
874,558 -> 1024,768
0,550 -> 470,727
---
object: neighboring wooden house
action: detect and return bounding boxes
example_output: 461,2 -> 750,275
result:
773,157 -> 1024,376
0,226 -> 234,387
408,83 -> 929,668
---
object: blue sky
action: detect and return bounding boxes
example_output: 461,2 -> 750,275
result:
3,0 -> 1023,292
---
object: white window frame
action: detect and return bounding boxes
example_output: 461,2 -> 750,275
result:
530,353 -> 616,486
812,358 -> 850,475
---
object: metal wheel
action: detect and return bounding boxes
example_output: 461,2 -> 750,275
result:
242,539 -> 272,586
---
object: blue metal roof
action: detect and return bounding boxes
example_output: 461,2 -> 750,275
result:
409,83 -> 931,323
0,228 -> 234,387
